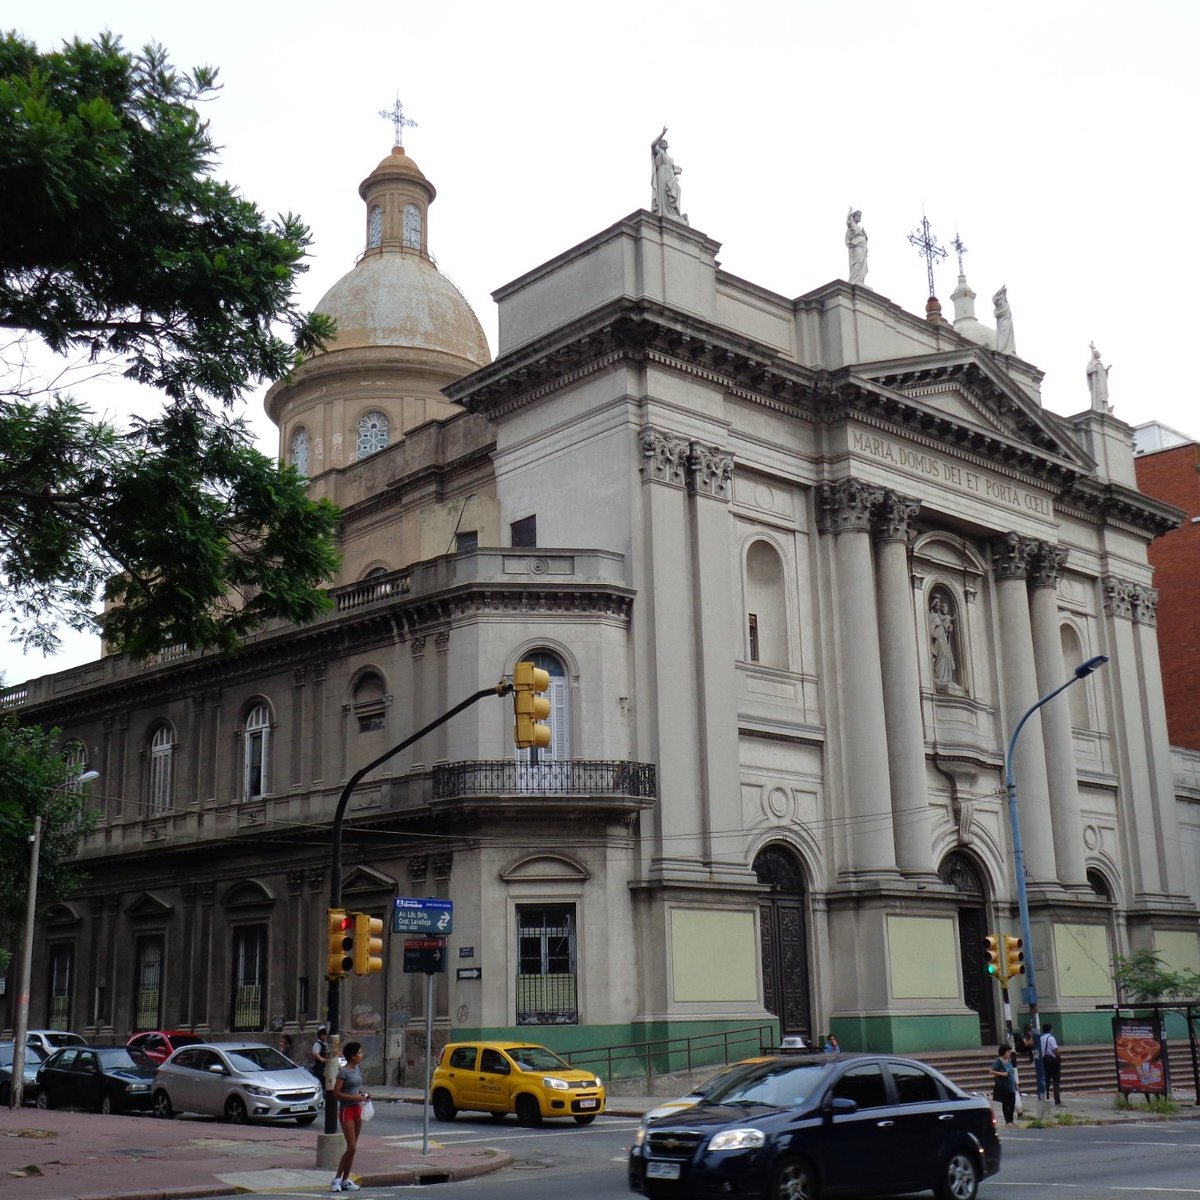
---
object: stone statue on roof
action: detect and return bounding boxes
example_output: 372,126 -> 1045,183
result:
650,127 -> 687,224
1087,342 -> 1111,412
993,286 -> 1016,354
846,208 -> 868,285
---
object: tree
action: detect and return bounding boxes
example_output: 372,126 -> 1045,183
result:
0,32 -> 340,658
0,717 -> 97,956
1114,949 -> 1200,1005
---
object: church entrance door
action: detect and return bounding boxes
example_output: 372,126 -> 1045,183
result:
753,846 -> 811,1041
940,852 -> 997,1046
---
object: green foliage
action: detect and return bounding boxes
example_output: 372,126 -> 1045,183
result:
1114,949 -> 1200,1006
0,32 -> 340,657
0,717 -> 98,944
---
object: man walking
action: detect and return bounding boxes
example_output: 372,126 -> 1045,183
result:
1041,1024 -> 1062,1105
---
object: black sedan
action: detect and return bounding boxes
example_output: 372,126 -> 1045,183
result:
629,1052 -> 1000,1200
35,1045 -> 158,1114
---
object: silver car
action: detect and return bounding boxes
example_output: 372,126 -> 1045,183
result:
152,1041 -> 322,1125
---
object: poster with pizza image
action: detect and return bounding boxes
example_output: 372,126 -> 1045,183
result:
1112,1017 -> 1168,1095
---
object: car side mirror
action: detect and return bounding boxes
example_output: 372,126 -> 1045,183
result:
828,1096 -> 858,1116
208,1064 -> 227,1075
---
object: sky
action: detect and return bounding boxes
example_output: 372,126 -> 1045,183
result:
4,0 -> 1197,683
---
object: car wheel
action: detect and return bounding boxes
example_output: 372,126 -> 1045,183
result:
99,1092 -> 119,1115
573,1114 -> 597,1125
431,1089 -> 457,1122
152,1090 -> 175,1119
515,1094 -> 542,1127
35,1089 -> 51,1110
295,1114 -> 318,1127
770,1155 -> 818,1200
936,1149 -> 979,1200
224,1096 -> 249,1125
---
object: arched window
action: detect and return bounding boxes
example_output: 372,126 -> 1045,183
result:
357,410 -> 390,459
1060,624 -> 1089,728
368,204 -> 383,249
927,586 -> 961,690
352,671 -> 388,732
516,652 -> 570,765
1087,868 -> 1112,900
290,426 -> 308,478
745,540 -> 788,668
147,725 -> 174,813
402,203 -> 422,249
243,704 -> 271,800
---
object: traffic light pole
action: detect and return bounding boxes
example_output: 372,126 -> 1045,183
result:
322,681 -> 510,1138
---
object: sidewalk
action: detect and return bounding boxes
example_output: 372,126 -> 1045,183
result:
3,1085 -> 1197,1200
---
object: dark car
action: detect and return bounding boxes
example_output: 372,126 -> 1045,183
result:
629,1053 -> 1000,1200
127,1030 -> 205,1065
35,1045 -> 158,1114
0,1042 -> 45,1106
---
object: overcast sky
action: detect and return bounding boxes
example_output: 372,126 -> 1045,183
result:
5,0 -> 1196,682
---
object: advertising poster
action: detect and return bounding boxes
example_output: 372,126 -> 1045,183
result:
1112,1016 -> 1168,1095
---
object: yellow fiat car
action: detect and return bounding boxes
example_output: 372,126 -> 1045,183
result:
430,1041 -> 605,1125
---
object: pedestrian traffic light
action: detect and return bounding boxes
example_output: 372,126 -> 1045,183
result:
328,908 -> 354,978
984,934 -> 1001,978
353,912 -> 385,975
512,660 -> 551,749
1003,934 -> 1025,980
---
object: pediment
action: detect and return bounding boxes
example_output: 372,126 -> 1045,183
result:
44,902 -> 82,925
343,865 -> 397,896
499,853 -> 591,883
221,879 -> 275,908
125,892 -> 175,919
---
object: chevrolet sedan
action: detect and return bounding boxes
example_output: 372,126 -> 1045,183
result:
628,1053 -> 1000,1200
35,1046 -> 157,1113
152,1042 -> 322,1125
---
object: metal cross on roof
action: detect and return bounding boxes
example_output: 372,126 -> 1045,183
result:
952,231 -> 968,276
908,214 -> 949,298
379,96 -> 418,147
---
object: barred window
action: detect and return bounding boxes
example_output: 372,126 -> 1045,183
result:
402,203 -> 422,249
516,904 -> 577,1025
230,925 -> 268,1031
368,204 -> 383,249
357,410 -> 390,459
47,943 -> 74,1028
134,936 -> 164,1030
148,725 -> 174,813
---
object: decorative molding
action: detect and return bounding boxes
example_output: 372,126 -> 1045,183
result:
816,478 -> 883,534
432,852 -> 453,881
990,532 -> 1035,581
1132,584 -> 1158,626
874,491 -> 921,542
1102,576 -> 1134,620
408,855 -> 429,886
1029,542 -> 1069,589
411,635 -> 426,658
286,869 -> 305,894
639,427 -> 689,486
687,442 -> 734,500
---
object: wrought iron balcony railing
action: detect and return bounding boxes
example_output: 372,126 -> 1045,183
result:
432,760 -> 656,801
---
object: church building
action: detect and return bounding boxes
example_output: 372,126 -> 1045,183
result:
4,138 -> 1198,1077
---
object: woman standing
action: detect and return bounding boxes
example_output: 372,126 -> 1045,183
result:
330,1041 -> 369,1193
990,1044 -> 1017,1125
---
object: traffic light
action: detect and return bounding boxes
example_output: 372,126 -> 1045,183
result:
353,912 -> 385,975
513,660 -> 551,749
328,908 -> 354,978
984,934 -> 1001,979
1003,934 -> 1025,980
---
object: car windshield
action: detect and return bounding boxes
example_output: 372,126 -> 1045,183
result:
97,1048 -> 144,1070
508,1046 -> 570,1071
42,1034 -> 85,1048
1,1045 -> 44,1067
224,1046 -> 292,1073
705,1063 -> 826,1108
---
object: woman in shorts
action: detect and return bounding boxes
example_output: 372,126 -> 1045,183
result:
330,1041 -> 369,1192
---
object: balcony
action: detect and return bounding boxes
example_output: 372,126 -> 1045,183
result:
432,760 -> 656,819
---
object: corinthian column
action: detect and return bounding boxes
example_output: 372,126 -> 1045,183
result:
874,492 -> 935,876
817,479 -> 897,879
1028,543 -> 1086,887
990,533 -> 1057,884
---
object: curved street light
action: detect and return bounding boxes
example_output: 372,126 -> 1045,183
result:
8,768 -> 99,1109
1003,655 -> 1107,1104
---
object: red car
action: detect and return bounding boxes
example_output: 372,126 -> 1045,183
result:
127,1031 -> 205,1065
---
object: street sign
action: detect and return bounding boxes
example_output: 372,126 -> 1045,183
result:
456,967 -> 482,981
403,936 -> 447,975
393,897 -> 453,935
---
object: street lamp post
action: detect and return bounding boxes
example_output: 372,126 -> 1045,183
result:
1003,655 -> 1106,1105
9,768 -> 99,1110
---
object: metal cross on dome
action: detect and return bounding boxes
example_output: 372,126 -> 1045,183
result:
379,96 -> 418,147
952,231 -> 968,275
908,213 -> 948,299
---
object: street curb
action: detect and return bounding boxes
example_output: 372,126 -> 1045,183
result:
361,1149 -> 513,1187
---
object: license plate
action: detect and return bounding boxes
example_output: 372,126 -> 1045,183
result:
647,1162 -> 681,1180
288,1104 -> 313,1113
578,1098 -> 598,1109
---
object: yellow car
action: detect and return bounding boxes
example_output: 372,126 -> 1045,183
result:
430,1041 -> 606,1125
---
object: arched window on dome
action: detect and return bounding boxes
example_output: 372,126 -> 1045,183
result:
357,411 -> 390,459
290,426 -> 308,478
403,203 -> 422,249
368,204 -> 383,249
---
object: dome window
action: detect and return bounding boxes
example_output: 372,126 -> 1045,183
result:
368,204 -> 383,249
290,426 -> 308,477
403,203 -> 422,249
357,410 -> 390,459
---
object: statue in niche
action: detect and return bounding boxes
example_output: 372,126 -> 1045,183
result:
993,285 -> 1015,354
650,127 -> 687,224
1086,342 -> 1111,412
928,592 -> 958,686
846,208 -> 868,285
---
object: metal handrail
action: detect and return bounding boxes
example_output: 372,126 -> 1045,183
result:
562,1024 -> 778,1085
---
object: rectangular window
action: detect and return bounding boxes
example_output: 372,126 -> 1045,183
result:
455,530 -> 478,552
515,904 -> 577,1025
510,515 -> 537,548
134,935 -> 164,1030
748,613 -> 760,662
245,731 -> 265,798
230,925 -> 268,1031
46,944 -> 73,1028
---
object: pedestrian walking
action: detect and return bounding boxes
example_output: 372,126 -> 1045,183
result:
1041,1024 -> 1062,1105
990,1044 -> 1017,1125
330,1040 -> 369,1192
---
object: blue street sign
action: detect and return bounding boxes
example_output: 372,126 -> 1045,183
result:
393,897 -> 453,935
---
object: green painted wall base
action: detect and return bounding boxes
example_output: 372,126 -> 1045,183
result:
453,1019 -> 779,1082
831,1014 -> 981,1054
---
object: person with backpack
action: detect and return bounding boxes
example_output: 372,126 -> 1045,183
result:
312,1026 -> 329,1083
1041,1023 -> 1062,1105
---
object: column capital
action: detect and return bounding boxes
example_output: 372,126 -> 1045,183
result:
1132,583 -> 1159,626
816,477 -> 884,534
1102,575 -> 1134,620
990,531 -> 1036,580
1029,541 -> 1069,589
874,491 -> 922,542
639,427 -> 689,486
687,441 -> 734,500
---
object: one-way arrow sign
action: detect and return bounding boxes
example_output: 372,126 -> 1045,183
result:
456,967 -> 482,981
